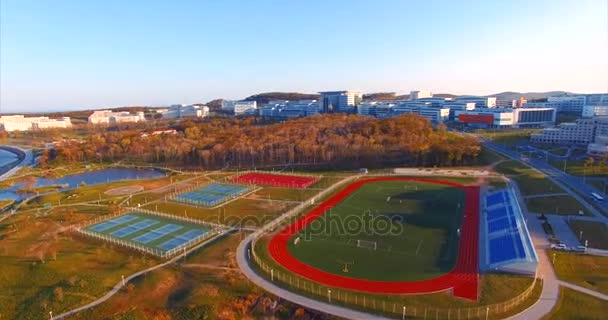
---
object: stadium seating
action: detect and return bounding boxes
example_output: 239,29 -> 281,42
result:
483,190 -> 538,273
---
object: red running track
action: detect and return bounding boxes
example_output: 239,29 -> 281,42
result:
231,172 -> 319,188
268,177 -> 479,300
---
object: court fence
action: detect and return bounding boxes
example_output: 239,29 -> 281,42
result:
165,181 -> 257,207
71,208 -> 228,259
244,173 -> 542,319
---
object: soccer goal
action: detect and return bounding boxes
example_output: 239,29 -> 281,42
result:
356,239 -> 377,250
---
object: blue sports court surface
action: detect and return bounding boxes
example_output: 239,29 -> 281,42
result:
85,212 -> 212,253
172,183 -> 251,207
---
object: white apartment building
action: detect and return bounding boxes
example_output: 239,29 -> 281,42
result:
0,115 -> 72,132
455,96 -> 497,108
161,105 -> 209,119
221,100 -> 258,115
410,90 -> 432,100
582,105 -> 608,118
319,90 -> 362,113
88,110 -> 145,124
531,118 -> 596,145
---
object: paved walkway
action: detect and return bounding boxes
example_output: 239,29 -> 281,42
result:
557,281 -> 608,301
522,193 -> 568,199
508,181 -> 560,320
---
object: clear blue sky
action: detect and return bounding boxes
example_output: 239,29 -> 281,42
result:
1,0 -> 606,112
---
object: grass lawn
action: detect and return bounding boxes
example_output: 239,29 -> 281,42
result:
542,287 -> 608,320
567,220 -> 608,250
525,196 -> 590,215
288,180 -> 464,281
476,129 -> 540,148
550,250 -> 608,295
0,199 -> 14,210
0,206 -> 158,319
145,197 -> 296,227
249,187 -> 319,202
494,161 -> 564,196
549,159 -> 608,177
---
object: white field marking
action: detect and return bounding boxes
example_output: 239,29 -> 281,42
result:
415,239 -> 423,256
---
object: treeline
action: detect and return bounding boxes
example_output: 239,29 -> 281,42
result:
50,114 -> 481,170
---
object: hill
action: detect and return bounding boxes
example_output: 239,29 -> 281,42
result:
244,92 -> 320,105
491,91 -> 576,101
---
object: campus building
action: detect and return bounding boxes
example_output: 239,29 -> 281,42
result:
525,93 -> 608,114
161,104 -> 209,119
319,90 -> 362,113
221,100 -> 258,116
582,105 -> 608,118
259,100 -> 320,119
88,110 -> 145,124
409,90 -> 432,100
454,108 -> 556,128
0,115 -> 72,132
454,96 -> 497,108
530,118 -> 596,145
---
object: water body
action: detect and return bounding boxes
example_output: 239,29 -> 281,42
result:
0,149 -> 18,167
0,167 -> 166,201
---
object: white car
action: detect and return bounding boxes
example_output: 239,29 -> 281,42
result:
571,246 -> 587,253
550,243 -> 568,251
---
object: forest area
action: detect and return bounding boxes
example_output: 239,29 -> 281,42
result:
49,114 -> 481,170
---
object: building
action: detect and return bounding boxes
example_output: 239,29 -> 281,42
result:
530,118 -> 596,144
319,90 -> 362,113
496,99 -> 517,108
221,100 -> 258,116
88,110 -> 145,124
526,93 -> 608,114
455,96 -> 497,108
0,115 -> 72,132
259,100 -> 320,119
454,108 -> 555,128
582,105 -> 608,118
161,105 -> 209,119
410,90 -> 432,100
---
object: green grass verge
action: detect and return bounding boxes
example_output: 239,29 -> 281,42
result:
550,250 -> 608,295
567,220 -> 608,250
542,287 -> 608,320
525,196 -> 590,216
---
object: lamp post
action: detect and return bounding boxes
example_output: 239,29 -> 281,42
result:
402,306 -> 406,320
49,311 -> 53,320
327,289 -> 331,303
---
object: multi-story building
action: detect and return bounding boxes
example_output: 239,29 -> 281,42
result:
582,105 -> 608,118
319,90 -> 362,113
161,104 -> 209,119
0,115 -> 72,131
454,108 -> 555,128
410,90 -> 432,100
496,99 -> 517,108
259,100 -> 319,118
88,110 -> 145,124
455,96 -> 497,108
530,118 -> 596,144
221,100 -> 258,116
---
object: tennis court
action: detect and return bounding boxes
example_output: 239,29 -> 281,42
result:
172,183 -> 251,207
84,212 -> 213,254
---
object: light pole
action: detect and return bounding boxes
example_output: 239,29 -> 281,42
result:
49,311 -> 53,320
579,231 -> 583,241
121,275 -> 125,287
402,306 -> 406,320
327,289 -> 331,303
552,253 -> 556,265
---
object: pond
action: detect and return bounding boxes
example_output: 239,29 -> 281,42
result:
0,167 -> 166,202
0,149 -> 18,167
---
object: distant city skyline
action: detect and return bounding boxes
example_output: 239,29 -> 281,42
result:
1,0 -> 607,112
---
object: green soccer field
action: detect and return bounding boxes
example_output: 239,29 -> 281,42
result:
287,180 -> 465,281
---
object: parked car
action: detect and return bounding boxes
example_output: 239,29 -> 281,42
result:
550,243 -> 568,251
571,246 -> 587,253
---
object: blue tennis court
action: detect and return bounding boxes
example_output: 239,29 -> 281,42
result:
88,215 -> 138,232
172,183 -> 251,207
111,219 -> 159,238
157,228 -> 209,251
132,224 -> 183,244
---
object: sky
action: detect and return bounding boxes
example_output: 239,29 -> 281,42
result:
1,0 -> 607,112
